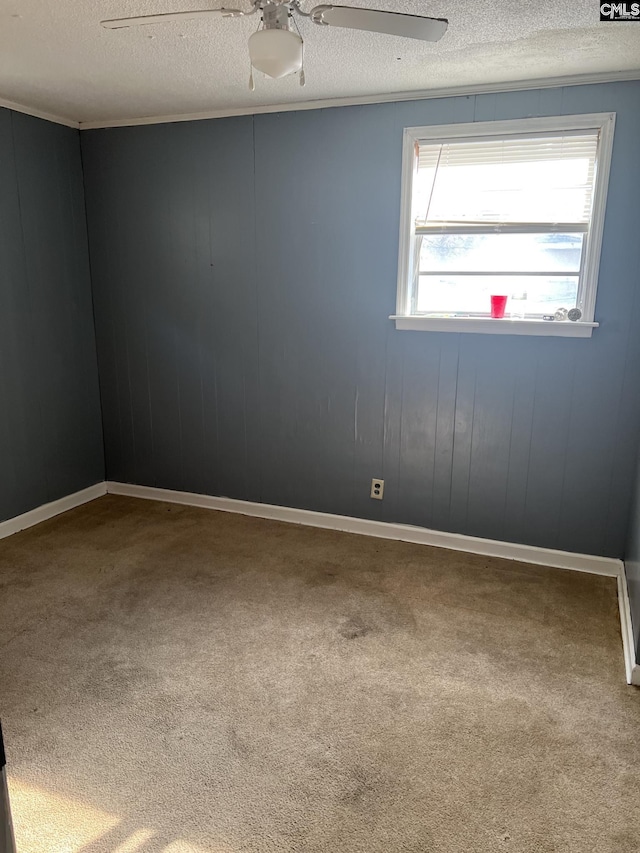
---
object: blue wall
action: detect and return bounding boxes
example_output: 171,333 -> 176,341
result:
81,80 -> 640,558
0,109 -> 104,522
625,452 -> 640,656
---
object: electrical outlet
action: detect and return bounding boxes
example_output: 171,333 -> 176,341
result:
370,478 -> 384,500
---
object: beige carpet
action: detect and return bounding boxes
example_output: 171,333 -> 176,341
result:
1,495 -> 639,853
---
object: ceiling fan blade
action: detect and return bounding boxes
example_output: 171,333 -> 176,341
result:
101,8 -> 245,29
310,5 -> 447,41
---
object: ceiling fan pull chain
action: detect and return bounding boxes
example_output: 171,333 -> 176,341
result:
291,12 -> 305,87
248,13 -> 262,90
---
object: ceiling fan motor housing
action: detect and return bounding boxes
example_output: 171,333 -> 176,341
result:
262,2 -> 291,29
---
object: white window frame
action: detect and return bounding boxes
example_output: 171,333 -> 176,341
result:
392,113 -> 616,338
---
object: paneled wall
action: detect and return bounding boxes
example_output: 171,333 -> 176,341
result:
81,81 -> 640,558
0,109 -> 104,522
625,454 -> 640,655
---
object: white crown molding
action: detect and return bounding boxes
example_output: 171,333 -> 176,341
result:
0,95 -> 79,129
0,70 -> 638,132
77,69 -> 640,131
0,482 -> 106,541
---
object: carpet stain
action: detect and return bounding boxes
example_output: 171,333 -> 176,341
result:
0,494 -> 638,853
338,618 -> 371,639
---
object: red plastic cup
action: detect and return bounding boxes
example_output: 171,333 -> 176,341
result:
490,295 -> 508,318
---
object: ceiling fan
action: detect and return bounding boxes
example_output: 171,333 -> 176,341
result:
101,1 -> 448,88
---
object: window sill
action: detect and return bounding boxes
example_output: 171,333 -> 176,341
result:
390,316 -> 598,337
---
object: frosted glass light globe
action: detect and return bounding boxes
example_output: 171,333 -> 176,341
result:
248,28 -> 303,79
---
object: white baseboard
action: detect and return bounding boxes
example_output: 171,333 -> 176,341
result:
1,479 -> 636,686
0,482 -> 107,541
106,481 -> 621,575
618,566 -> 640,686
106,481 -> 638,684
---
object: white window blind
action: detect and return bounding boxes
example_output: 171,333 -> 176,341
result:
414,130 -> 599,227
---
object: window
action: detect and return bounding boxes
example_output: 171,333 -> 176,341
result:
394,114 -> 615,337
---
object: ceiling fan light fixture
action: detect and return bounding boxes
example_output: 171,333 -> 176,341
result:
248,28 -> 303,79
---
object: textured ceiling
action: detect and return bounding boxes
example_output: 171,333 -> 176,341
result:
1,0 -> 639,125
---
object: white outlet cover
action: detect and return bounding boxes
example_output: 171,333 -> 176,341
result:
370,479 -> 384,500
